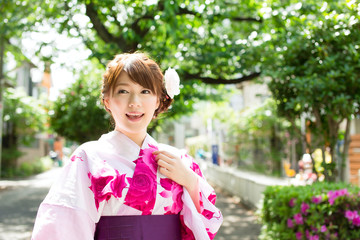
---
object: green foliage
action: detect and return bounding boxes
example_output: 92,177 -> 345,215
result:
1,147 -> 24,172
1,88 -> 47,173
258,182 -> 360,239
226,99 -> 298,176
0,0 -> 48,65
2,156 -> 53,178
259,0 -> 360,180
50,60 -> 111,143
3,88 -> 46,142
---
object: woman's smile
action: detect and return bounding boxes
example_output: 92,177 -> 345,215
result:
126,112 -> 145,122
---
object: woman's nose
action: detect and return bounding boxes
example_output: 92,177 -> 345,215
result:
128,93 -> 141,108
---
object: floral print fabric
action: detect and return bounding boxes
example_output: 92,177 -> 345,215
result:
31,131 -> 222,240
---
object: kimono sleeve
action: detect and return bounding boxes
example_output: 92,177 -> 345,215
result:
180,154 -> 223,240
32,147 -> 102,240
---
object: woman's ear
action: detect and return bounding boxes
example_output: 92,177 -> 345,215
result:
156,98 -> 160,109
103,98 -> 111,112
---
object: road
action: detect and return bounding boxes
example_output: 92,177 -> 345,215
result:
0,168 -> 60,240
0,168 -> 261,240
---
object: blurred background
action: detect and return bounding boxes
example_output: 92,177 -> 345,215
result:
0,0 -> 360,239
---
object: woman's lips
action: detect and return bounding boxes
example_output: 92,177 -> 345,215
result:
126,113 -> 145,122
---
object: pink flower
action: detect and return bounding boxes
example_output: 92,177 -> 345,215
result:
138,144 -> 158,174
160,178 -> 184,214
320,225 -> 327,232
353,216 -> 360,226
208,192 -> 217,205
310,235 -> 319,240
289,198 -> 296,207
294,213 -> 304,225
312,196 -> 322,204
110,170 -> 127,198
202,209 -> 215,220
295,232 -> 302,240
287,218 -> 294,228
88,169 -> 115,210
124,147 -> 158,215
301,202 -> 310,215
206,228 -> 216,240
345,210 -> 356,221
328,189 -> 348,205
190,159 -> 203,178
70,155 -> 84,161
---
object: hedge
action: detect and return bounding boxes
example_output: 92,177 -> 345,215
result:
258,182 -> 360,240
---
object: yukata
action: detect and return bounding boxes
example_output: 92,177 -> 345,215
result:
32,131 -> 223,240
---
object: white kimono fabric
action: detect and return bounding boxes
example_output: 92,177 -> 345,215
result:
32,131 -> 223,240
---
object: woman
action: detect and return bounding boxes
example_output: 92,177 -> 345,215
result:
32,52 -> 223,240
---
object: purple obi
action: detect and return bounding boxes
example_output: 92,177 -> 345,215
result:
94,214 -> 181,240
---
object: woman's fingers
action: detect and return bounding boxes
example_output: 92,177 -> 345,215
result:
157,158 -> 173,171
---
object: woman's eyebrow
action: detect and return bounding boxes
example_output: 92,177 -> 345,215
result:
115,82 -> 130,87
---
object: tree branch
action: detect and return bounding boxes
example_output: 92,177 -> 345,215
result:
177,6 -> 263,23
130,15 -> 154,40
183,71 -> 261,84
85,1 -> 129,51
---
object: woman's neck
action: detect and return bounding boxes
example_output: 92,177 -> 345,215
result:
115,128 -> 146,148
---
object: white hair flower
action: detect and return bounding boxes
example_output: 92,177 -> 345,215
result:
164,67 -> 180,99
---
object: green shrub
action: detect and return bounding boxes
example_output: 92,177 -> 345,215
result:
18,162 -> 34,177
258,183 -> 360,240
2,156 -> 53,178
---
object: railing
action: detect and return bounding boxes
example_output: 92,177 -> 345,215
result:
198,160 -> 288,208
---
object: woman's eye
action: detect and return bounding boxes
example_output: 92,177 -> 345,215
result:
142,89 -> 151,94
118,89 -> 128,94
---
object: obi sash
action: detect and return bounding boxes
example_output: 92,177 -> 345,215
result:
94,214 -> 181,240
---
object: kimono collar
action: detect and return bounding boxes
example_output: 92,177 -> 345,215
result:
99,130 -> 158,161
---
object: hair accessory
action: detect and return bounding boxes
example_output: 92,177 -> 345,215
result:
164,67 -> 180,99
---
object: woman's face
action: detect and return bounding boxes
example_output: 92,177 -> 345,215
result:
104,71 -> 160,139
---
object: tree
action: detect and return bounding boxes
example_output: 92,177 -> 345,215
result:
42,0 -> 262,142
260,0 -> 360,181
49,60 -> 111,143
43,0 -> 263,84
0,0 -> 51,176
2,88 -> 46,174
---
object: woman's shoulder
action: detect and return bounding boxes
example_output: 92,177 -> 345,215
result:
71,139 -> 105,157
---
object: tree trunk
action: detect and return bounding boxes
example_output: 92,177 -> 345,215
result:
340,118 -> 351,182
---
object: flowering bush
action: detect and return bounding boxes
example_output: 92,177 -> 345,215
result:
258,182 -> 360,239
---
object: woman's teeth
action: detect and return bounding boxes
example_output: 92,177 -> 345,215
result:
126,113 -> 144,119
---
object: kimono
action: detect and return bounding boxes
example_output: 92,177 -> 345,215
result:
32,131 -> 223,240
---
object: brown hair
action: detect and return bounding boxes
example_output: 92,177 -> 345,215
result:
101,52 -> 173,118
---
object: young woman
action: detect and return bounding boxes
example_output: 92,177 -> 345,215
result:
32,53 -> 223,240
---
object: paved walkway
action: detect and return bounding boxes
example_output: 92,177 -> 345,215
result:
214,186 -> 261,240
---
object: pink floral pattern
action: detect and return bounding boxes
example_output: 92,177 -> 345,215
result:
88,168 -> 127,210
70,155 -> 84,161
208,192 -> 217,205
180,215 -> 196,240
160,178 -> 183,214
202,209 -> 215,220
189,158 -> 203,178
124,145 -> 158,215
206,228 -> 216,240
